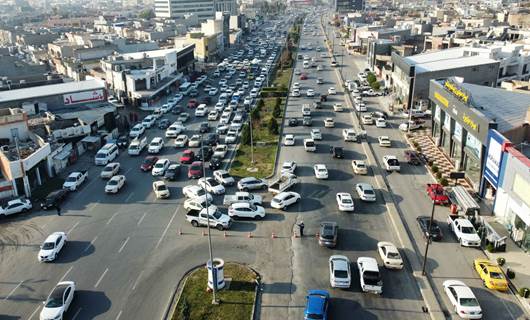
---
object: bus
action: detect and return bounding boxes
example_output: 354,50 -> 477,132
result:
179,82 -> 192,96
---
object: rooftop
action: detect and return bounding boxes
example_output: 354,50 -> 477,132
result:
0,80 -> 105,104
404,48 -> 497,73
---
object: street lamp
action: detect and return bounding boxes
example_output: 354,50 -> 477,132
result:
407,69 -> 417,133
421,200 -> 437,276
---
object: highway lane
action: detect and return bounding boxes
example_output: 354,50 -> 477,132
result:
322,14 -> 527,320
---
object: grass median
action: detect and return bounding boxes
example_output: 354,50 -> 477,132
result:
173,263 -> 258,320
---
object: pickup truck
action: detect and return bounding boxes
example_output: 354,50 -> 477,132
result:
447,215 -> 481,247
268,173 -> 299,194
62,171 -> 88,191
223,192 -> 263,206
128,137 -> 147,156
186,205 -> 232,231
426,184 -> 450,205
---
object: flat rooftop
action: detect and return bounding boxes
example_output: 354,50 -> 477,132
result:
0,80 -> 105,104
405,48 -> 498,73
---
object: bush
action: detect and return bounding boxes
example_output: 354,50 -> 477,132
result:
273,104 -> 282,118
416,146 -> 422,153
241,124 -> 251,145
432,165 -> 439,173
366,72 -> 376,84
413,141 -> 419,148
486,243 -> 495,253
428,160 -> 434,167
497,257 -> 506,266
371,82 -> 381,90
440,178 -> 448,186
268,118 -> 279,135
275,97 -> 281,108
251,107 -> 260,121
507,269 -> 515,279
257,99 -> 265,110
519,287 -> 530,298
436,172 -> 442,180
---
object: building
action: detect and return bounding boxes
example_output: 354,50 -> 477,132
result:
155,0 -> 215,20
428,77 -> 530,194
334,0 -> 364,12
175,32 -> 219,62
216,0 -> 238,15
392,48 -> 499,109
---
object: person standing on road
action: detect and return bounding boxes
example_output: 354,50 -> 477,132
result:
56,205 -> 62,216
298,221 -> 305,237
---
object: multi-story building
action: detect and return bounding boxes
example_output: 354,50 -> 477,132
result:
155,0 -> 215,20
334,0 -> 364,12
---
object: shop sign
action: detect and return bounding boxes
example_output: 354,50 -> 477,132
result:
434,91 -> 448,108
462,113 -> 479,132
484,130 -> 506,189
444,79 -> 470,104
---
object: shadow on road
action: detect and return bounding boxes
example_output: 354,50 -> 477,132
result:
55,240 -> 94,264
65,290 -> 111,320
335,228 -> 378,252
329,297 -> 378,320
262,282 -> 296,294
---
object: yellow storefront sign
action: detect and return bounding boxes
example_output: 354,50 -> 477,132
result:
462,114 -> 478,131
444,80 -> 469,103
434,92 -> 448,107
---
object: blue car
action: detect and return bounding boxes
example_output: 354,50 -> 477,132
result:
304,289 -> 329,320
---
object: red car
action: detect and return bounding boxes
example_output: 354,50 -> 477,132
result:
180,150 -> 195,164
187,99 -> 198,108
188,161 -> 203,179
300,74 -> 308,80
141,156 -> 159,171
426,183 -> 450,205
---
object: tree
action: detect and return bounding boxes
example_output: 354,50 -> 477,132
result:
139,9 -> 155,20
251,107 -> 261,121
366,72 -> 377,84
268,118 -> 279,135
371,81 -> 381,91
241,124 -> 251,145
257,99 -> 265,110
275,97 -> 281,107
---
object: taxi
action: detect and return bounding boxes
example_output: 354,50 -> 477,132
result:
473,258 -> 509,291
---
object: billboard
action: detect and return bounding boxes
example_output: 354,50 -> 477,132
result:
484,129 -> 506,189
63,89 -> 105,106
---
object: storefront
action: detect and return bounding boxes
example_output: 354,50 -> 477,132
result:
429,78 -> 496,194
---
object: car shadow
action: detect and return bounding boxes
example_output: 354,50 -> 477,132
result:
54,241 -> 94,264
328,169 -> 353,181
334,228 -> 379,252
261,282 -> 297,294
64,290 -> 111,320
229,221 -> 257,232
329,297 -> 378,319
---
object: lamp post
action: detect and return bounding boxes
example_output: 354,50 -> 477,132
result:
200,139 -> 217,304
421,200 -> 436,276
407,69 -> 416,133
249,109 -> 255,168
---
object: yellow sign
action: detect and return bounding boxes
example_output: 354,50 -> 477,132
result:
462,114 -> 478,131
434,92 -> 448,107
444,80 -> 469,103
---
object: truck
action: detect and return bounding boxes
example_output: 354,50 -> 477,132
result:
128,137 -> 147,156
268,173 -> 299,194
223,192 -> 263,206
186,205 -> 232,231
447,215 -> 481,247
62,170 -> 88,191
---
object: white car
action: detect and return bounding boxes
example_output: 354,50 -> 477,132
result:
142,115 -> 156,128
281,161 -> 297,174
213,170 -> 235,186
302,105 -> 311,116
175,135 -> 188,148
188,134 -> 202,147
195,105 -> 208,117
228,202 -> 266,219
443,280 -> 483,319
324,118 -> 335,128
153,181 -> 170,199
198,177 -> 226,195
184,197 -> 207,212
213,144 -> 228,158
148,137 -> 164,154
356,183 -> 376,202
105,175 -> 126,193
100,162 -> 120,179
291,89 -> 300,97
329,255 -> 351,288
208,110 -> 219,121
129,124 -> 145,138
40,281 -> 75,320
160,103 -> 171,113
209,88 -> 219,96
38,232 -> 67,262
333,103 -> 344,112
375,118 -> 387,128
342,129 -> 357,142
314,164 -> 328,179
357,257 -> 382,294
165,122 -> 185,138
174,93 -> 184,102
152,159 -> 170,176
304,138 -> 316,152
336,192 -> 354,212
292,82 -> 300,90
283,134 -> 296,146
270,191 -> 300,210
215,102 -> 224,111
351,160 -> 368,175
225,132 -> 237,144
378,136 -> 391,147
306,89 -> 315,97
361,114 -> 373,125
328,87 -> 336,95
310,129 -> 322,140
377,241 -> 403,270
0,198 -> 32,216
182,185 -> 213,203
383,155 -> 400,172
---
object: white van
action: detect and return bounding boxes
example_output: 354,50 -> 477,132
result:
128,137 -> 147,156
95,143 -> 119,165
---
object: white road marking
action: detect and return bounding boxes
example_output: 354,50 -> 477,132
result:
118,237 -> 130,253
88,202 -> 100,212
116,310 -> 123,320
124,167 -> 132,175
59,266 -> 73,283
67,221 -> 80,234
137,212 -> 147,226
155,208 -> 178,250
131,270 -> 144,291
106,210 -> 120,225
125,192 -> 134,202
28,305 -> 40,320
94,268 -> 109,288
71,308 -> 82,320
84,235 -> 98,252
3,280 -> 23,300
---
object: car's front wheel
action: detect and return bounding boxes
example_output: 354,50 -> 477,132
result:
216,224 -> 224,231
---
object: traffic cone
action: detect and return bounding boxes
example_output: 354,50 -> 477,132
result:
271,233 -> 276,239
315,232 -> 320,238
178,228 -> 182,235
248,232 -> 253,238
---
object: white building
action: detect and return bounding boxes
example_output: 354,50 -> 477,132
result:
155,0 -> 215,19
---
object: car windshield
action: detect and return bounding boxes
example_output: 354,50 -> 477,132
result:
197,189 -> 206,196
156,185 -> 167,191
334,270 -> 348,278
364,189 -> 374,195
45,297 -> 63,308
460,298 -> 479,307
66,176 -> 77,182
212,210 -> 223,219
103,166 -> 113,172
209,179 -> 220,187
342,198 -> 352,204
306,141 -> 314,146
461,226 -> 475,234
490,271 -> 504,279
143,159 -> 154,165
108,180 -> 118,186
388,159 -> 399,165
154,163 -> 164,168
363,271 -> 381,285
95,152 -> 106,159
191,165 -> 201,171
306,313 -> 323,320
388,252 -> 400,259
42,242 -> 54,250
357,163 -> 366,168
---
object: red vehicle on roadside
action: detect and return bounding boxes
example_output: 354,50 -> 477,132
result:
141,156 -> 159,171
180,150 -> 195,164
426,183 -> 450,205
187,99 -> 199,108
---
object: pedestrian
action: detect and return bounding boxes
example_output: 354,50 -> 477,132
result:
330,146 -> 334,154
298,221 -> 305,237
56,205 -> 62,216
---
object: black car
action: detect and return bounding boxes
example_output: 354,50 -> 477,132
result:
199,122 -> 209,133
196,146 -> 213,161
303,116 -> 312,126
288,118 -> 298,127
116,135 -> 128,148
404,150 -> 424,166
209,155 -> 223,170
164,164 -> 180,181
158,118 -> 171,129
205,133 -> 219,146
331,146 -> 344,159
171,105 -> 182,115
41,189 -> 68,210
416,216 -> 443,241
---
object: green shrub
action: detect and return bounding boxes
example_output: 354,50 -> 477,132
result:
241,124 -> 251,145
257,99 -> 265,110
519,287 -> 530,298
366,72 -> 376,84
273,104 -> 282,118
507,269 -> 515,279
436,172 -> 442,180
428,160 -> 434,167
432,165 -> 439,173
413,141 -> 419,148
497,257 -> 506,266
275,97 -> 281,107
440,178 -> 448,186
371,82 -> 381,90
416,146 -> 422,153
486,243 -> 495,253
268,118 -> 279,135
251,107 -> 260,121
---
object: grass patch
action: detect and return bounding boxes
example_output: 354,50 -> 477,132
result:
273,68 -> 293,89
173,263 -> 258,320
230,144 -> 277,179
30,176 -> 64,202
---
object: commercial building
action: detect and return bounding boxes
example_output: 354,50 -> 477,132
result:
334,0 -> 364,12
155,0 -> 228,20
428,77 -> 530,194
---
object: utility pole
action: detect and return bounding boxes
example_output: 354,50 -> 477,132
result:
249,110 -> 255,167
422,200 -> 436,276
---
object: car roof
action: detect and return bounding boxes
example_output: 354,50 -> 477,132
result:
306,290 -> 329,314
357,183 -> 372,189
49,283 -> 69,301
357,257 -> 379,271
449,282 -> 476,298
330,255 -> 350,270
44,232 -> 65,243
241,177 -> 258,182
232,202 -> 251,208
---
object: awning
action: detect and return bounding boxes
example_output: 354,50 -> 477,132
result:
133,74 -> 183,99
81,135 -> 100,144
54,148 -> 71,161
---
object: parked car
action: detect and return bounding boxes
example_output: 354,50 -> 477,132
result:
329,255 -> 351,288
228,202 -> 265,219
357,257 -> 383,294
180,150 -> 195,164
318,221 -> 338,248
153,181 -> 170,199
100,162 -> 120,179
188,161 -> 204,179
355,183 -> 376,202
351,160 -> 368,175
238,177 -> 267,191
40,189 -> 68,210
416,216 -> 443,241
141,156 -> 159,171
473,258 -> 509,291
0,198 -> 32,216
426,183 -> 450,205
304,290 -> 329,320
164,164 -> 180,181
270,191 -> 300,210
105,175 -> 126,194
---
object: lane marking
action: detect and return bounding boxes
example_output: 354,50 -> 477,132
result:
59,266 -> 73,283
94,268 -> 109,288
106,211 -> 120,225
4,280 -> 23,300
131,270 -> 144,291
155,208 -> 178,250
28,305 -> 40,320
71,308 -> 82,320
137,212 -> 147,226
88,202 -> 100,212
116,310 -> 123,320
67,221 -> 80,235
118,237 -> 130,253
124,167 -> 132,175
84,235 -> 98,253
125,192 -> 134,202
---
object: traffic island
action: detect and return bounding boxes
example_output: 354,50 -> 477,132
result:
171,262 -> 260,320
